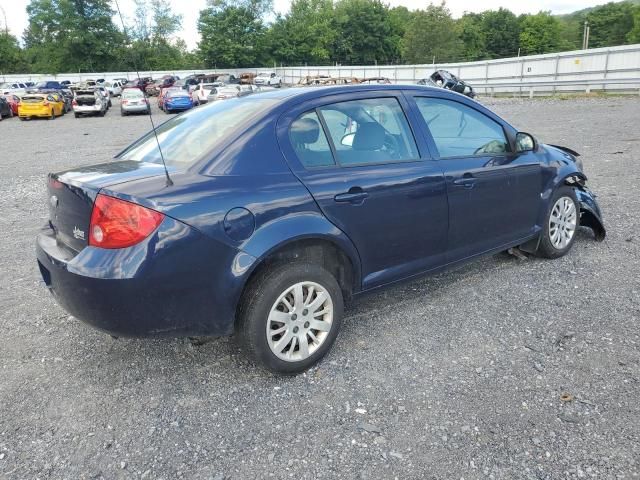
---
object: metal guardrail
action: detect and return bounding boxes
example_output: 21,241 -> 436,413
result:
471,77 -> 640,97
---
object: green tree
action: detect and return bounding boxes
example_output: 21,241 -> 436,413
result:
628,6 -> 640,42
388,6 -> 413,63
332,0 -> 397,65
456,12 -> 486,61
266,0 -> 336,65
403,2 -> 461,64
482,8 -> 520,58
519,12 -> 563,55
198,0 -> 271,68
0,33 -> 28,74
586,1 -> 635,48
24,0 -> 124,73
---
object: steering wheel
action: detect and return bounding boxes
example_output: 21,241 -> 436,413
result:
383,132 -> 401,159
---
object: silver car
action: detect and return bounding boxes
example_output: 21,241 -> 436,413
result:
120,88 -> 150,116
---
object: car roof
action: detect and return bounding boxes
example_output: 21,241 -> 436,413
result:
254,84 -> 445,101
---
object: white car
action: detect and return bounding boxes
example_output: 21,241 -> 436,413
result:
104,81 -> 123,97
192,82 -> 219,105
254,72 -> 281,87
96,86 -> 112,108
73,89 -> 108,117
0,82 -> 26,95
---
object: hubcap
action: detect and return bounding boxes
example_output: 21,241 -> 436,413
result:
549,196 -> 577,250
266,281 -> 333,362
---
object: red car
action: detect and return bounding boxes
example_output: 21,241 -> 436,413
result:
1,94 -> 20,116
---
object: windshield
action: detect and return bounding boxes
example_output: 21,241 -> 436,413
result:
122,90 -> 143,98
35,82 -> 48,88
257,73 -> 270,77
168,90 -> 188,97
119,97 -> 279,168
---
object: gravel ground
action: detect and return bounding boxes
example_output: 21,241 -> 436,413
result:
0,95 -> 639,479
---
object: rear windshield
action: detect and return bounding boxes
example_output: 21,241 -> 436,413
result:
119,97 -> 279,168
22,96 -> 45,102
122,89 -> 143,98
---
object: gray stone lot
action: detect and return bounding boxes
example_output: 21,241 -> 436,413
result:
0,95 -> 638,479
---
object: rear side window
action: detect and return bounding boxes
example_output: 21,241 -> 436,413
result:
318,98 -> 419,166
289,111 -> 335,168
415,97 -> 509,158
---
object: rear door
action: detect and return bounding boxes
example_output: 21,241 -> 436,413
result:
406,93 -> 541,261
279,91 -> 448,289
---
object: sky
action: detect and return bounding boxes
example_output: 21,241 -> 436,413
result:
0,0 -> 611,50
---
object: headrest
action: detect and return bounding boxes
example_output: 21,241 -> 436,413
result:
353,122 -> 385,151
290,117 -> 320,145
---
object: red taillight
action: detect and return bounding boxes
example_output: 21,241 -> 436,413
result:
72,100 -> 77,106
42,101 -> 49,106
49,177 -> 64,189
121,99 -> 128,104
89,194 -> 164,249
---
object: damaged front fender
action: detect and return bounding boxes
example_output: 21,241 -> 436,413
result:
574,187 -> 606,241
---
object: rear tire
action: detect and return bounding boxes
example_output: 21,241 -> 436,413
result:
237,262 -> 344,374
74,113 -> 80,118
534,186 -> 579,259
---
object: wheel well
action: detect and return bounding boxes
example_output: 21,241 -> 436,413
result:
242,239 -> 356,306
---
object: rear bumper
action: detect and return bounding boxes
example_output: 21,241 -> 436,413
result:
165,103 -> 192,111
122,104 -> 149,113
36,218 -> 255,337
19,109 -> 49,117
74,105 -> 102,113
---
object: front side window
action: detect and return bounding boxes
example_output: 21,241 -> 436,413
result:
318,97 -> 419,166
415,97 -> 509,158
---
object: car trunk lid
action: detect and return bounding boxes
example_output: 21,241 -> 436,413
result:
47,161 -> 172,252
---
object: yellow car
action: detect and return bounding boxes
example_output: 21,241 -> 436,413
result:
18,93 -> 65,120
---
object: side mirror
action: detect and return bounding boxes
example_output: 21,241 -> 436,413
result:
341,132 -> 355,147
516,132 -> 537,153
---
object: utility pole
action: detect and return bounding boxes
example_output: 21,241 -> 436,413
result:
582,21 -> 590,50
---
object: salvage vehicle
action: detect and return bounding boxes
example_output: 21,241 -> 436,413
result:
72,89 -> 107,118
358,77 -> 392,85
96,86 -> 112,108
418,70 -> 476,98
104,81 -> 123,97
1,94 -> 20,116
0,96 -> 13,119
146,76 -> 177,97
240,72 -> 257,84
254,72 -> 282,87
206,85 -> 242,102
36,85 -> 606,374
49,92 -> 71,114
120,88 -> 150,116
18,93 -> 64,120
163,89 -> 194,114
192,83 -> 218,105
0,82 -> 26,95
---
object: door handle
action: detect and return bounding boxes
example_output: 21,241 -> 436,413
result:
334,189 -> 369,204
453,177 -> 476,189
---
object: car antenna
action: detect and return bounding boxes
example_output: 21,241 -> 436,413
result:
113,0 -> 173,187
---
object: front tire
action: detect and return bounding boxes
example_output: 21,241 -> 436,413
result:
535,186 -> 579,259
237,263 -> 344,374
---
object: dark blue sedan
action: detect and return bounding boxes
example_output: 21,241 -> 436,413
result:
36,85 -> 606,374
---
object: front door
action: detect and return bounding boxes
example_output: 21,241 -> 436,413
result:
408,95 -> 541,261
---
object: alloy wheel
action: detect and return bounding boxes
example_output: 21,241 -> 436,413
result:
549,196 -> 577,250
266,281 -> 334,362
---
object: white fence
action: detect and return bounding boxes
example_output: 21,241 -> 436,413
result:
2,44 -> 640,95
